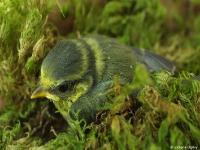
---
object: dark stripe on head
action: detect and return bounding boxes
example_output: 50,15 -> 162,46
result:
41,40 -> 89,87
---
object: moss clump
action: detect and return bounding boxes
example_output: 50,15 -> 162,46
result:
0,0 -> 200,149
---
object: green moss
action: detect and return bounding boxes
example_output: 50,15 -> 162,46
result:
0,0 -> 200,149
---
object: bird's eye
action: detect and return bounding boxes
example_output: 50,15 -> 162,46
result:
58,83 -> 69,93
57,80 -> 78,93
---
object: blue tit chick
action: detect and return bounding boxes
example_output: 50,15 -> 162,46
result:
31,35 -> 176,122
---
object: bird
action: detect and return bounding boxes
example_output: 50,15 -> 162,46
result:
31,35 -> 176,123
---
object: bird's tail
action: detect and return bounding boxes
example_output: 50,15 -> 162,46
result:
194,75 -> 200,81
132,48 -> 176,74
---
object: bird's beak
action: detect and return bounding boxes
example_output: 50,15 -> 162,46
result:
31,86 -> 48,99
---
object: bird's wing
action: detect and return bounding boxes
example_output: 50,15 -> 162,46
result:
132,48 -> 176,74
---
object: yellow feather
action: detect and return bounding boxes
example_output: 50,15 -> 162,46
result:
84,38 -> 105,82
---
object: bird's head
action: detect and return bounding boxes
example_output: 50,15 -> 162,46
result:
31,40 -> 93,108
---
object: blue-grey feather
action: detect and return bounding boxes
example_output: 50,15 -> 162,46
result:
42,41 -> 84,81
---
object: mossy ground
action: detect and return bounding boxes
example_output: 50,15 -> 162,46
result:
0,0 -> 200,149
